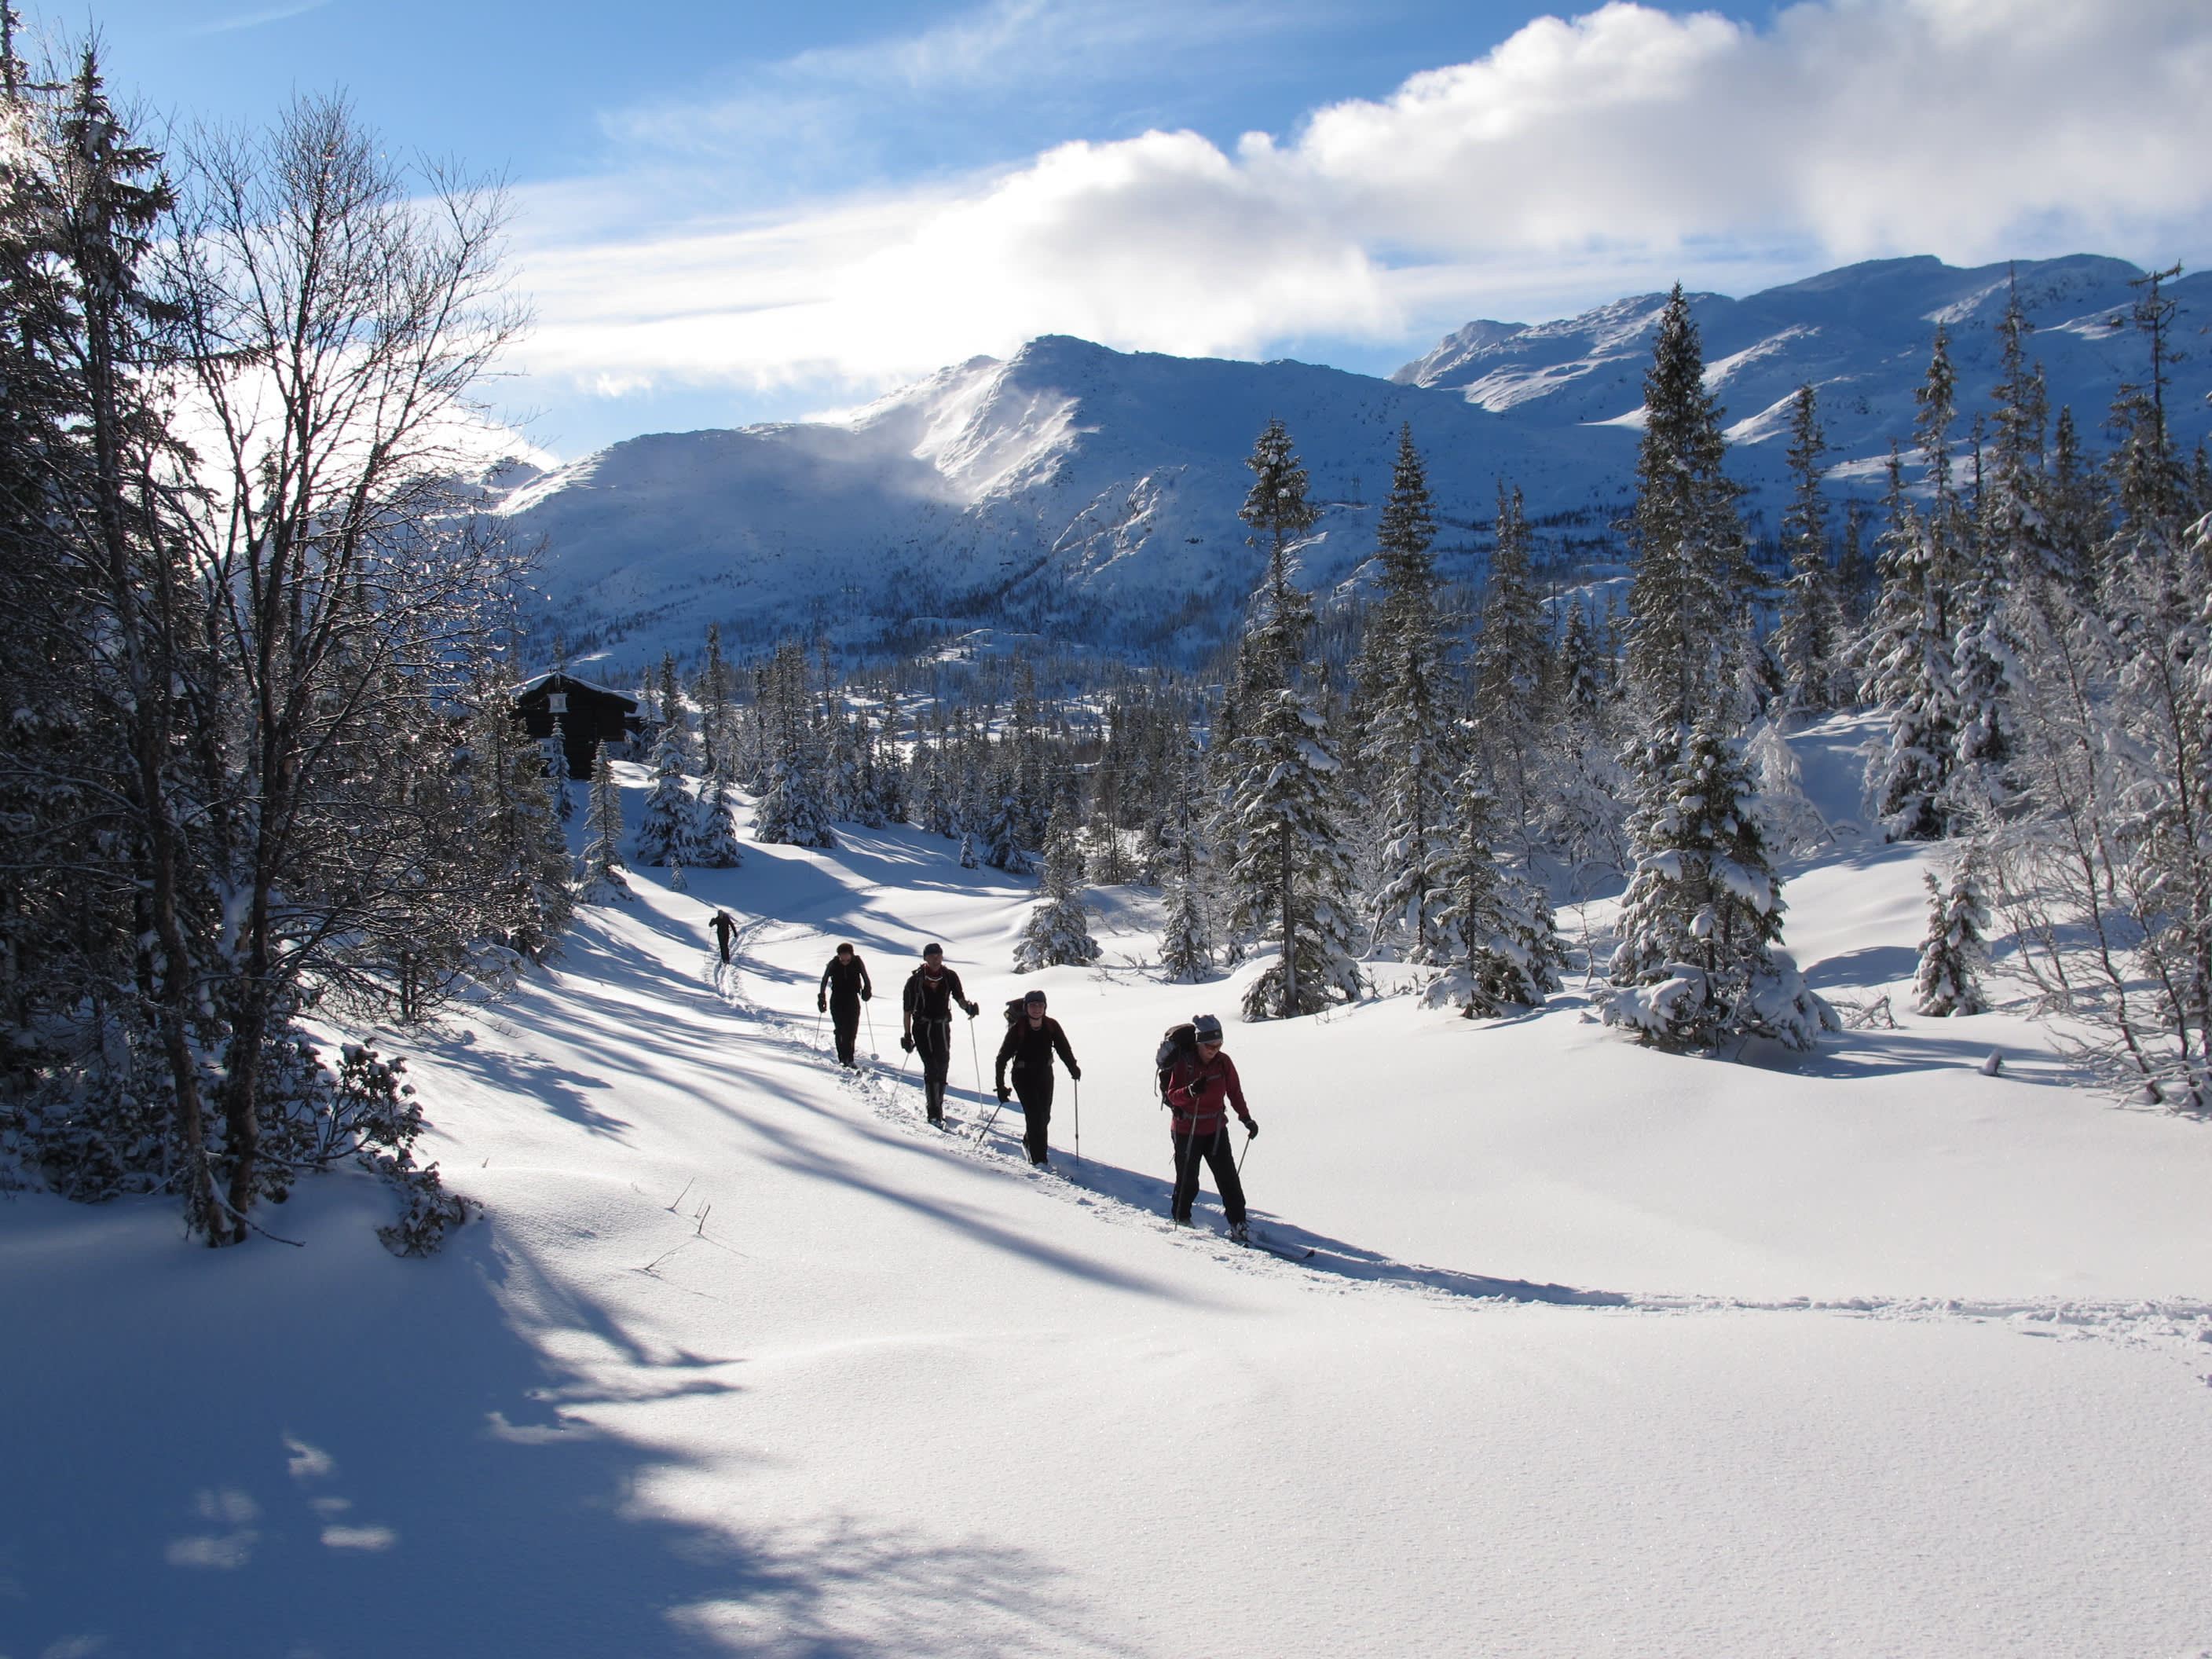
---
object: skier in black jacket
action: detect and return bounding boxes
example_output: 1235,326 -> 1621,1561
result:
993,989 -> 1079,1166
900,943 -> 978,1124
816,943 -> 873,1068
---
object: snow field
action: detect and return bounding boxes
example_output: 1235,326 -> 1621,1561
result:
6,736 -> 2212,1657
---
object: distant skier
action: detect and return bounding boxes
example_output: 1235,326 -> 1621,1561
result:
994,989 -> 1080,1166
710,910 -> 738,965
1160,1013 -> 1257,1240
901,943 -> 979,1125
817,942 -> 873,1068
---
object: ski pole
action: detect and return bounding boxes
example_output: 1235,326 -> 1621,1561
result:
966,1012 -> 983,1104
975,1093 -> 1006,1145
863,1001 -> 878,1060
1237,1124 -> 1255,1175
1071,1076 -> 1081,1167
813,1008 -> 824,1051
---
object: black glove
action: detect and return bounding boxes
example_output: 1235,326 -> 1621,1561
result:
1068,1065 -> 1082,1081
862,989 -> 872,1001
996,1086 -> 1011,1103
1242,1118 -> 1258,1137
900,1034 -> 914,1053
816,996 -> 826,1013
964,1002 -> 979,1018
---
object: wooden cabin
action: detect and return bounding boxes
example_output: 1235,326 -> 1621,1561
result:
511,672 -> 646,778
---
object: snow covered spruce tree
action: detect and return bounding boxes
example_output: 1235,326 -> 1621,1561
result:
1772,384 -> 1845,718
1603,724 -> 1834,1051
1912,851 -> 1991,1016
1015,802 -> 1101,972
577,743 -> 632,903
750,641 -> 837,849
981,745 -> 1031,874
1861,331 -> 1968,840
633,715 -> 698,867
1470,481 -> 1549,856
463,685 -> 574,965
1358,427 -> 1461,961
1620,284 -> 1754,782
1159,879 -> 1213,983
1744,717 -> 1831,858
1155,723 -> 1215,982
688,747 -> 746,869
1224,419 -> 1362,1020
697,623 -> 735,778
1428,761 -> 1563,1017
1536,598 -> 1632,892
654,651 -> 695,773
541,719 -> 576,821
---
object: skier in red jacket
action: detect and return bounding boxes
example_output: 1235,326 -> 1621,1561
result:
1161,1013 -> 1257,1240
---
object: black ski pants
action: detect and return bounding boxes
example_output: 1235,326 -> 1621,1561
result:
1014,1074 -> 1054,1163
916,1020 -> 952,1119
1170,1126 -> 1247,1225
830,998 -> 861,1066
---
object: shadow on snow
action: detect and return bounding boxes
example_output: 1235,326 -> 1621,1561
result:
0,1190 -> 1130,1659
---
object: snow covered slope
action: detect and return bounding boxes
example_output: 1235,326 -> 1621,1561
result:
496,255 -> 2211,669
9,721 -> 2212,1657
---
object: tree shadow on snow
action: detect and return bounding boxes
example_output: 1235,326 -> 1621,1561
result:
1800,944 -> 1921,991
0,1189 -> 1133,1659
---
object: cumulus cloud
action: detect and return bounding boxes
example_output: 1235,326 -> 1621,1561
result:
508,0 -> 2212,412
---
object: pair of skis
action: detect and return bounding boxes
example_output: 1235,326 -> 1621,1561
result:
1230,1226 -> 1314,1263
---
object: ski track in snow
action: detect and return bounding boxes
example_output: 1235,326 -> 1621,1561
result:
706,909 -> 2212,1390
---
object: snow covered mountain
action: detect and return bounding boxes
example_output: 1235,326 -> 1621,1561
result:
495,255 -> 2212,668
495,337 -> 1627,665
1397,254 -> 2208,482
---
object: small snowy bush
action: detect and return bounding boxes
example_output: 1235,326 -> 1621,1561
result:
1913,858 -> 1991,1016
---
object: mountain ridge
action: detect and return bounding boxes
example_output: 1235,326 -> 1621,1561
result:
496,255 -> 2211,668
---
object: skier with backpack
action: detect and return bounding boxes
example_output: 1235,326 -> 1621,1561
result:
1157,1013 -> 1258,1240
710,910 -> 738,965
993,989 -> 1080,1166
816,942 -> 873,1068
901,943 -> 979,1125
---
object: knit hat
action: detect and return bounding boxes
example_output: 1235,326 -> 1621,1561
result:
1192,1013 -> 1222,1041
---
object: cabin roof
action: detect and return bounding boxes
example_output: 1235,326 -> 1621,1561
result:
511,671 -> 639,711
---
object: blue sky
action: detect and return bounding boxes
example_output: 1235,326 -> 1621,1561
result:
80,0 -> 2212,458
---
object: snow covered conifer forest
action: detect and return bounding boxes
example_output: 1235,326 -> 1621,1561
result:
9,9 -> 2212,1653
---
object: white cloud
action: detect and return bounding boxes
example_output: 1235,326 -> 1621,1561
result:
601,0 -> 1300,165
182,0 -> 334,35
507,0 -> 2212,416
